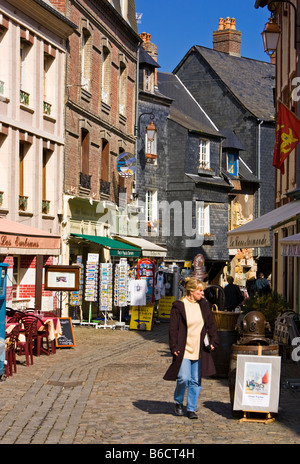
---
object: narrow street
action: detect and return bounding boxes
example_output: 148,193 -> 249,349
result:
0,323 -> 299,446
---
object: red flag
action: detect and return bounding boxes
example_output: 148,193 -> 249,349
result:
273,102 -> 300,174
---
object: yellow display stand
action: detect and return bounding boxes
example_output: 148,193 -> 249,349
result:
158,296 -> 175,319
129,305 -> 154,331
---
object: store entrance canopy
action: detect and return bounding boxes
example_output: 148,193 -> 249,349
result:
71,234 -> 141,258
280,233 -> 300,257
113,235 -> 167,258
0,218 -> 61,255
227,200 -> 300,249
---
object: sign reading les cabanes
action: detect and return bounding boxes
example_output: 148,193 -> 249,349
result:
0,234 -> 40,249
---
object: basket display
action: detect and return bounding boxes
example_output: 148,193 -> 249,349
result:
212,305 -> 240,331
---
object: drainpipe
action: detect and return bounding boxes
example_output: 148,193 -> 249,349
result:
257,119 -> 263,218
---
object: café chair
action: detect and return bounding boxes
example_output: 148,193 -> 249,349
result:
5,324 -> 20,378
6,308 -> 24,322
19,314 -> 51,356
17,319 -> 38,366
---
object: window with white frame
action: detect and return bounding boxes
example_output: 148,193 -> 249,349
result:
102,46 -> 111,104
196,201 -> 210,236
81,28 -> 91,91
199,139 -> 210,170
119,61 -> 127,116
145,189 -> 158,231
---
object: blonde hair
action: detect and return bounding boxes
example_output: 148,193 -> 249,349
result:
184,277 -> 206,295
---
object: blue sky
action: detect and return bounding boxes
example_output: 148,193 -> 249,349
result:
134,0 -> 271,72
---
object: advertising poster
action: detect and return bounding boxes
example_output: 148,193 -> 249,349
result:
233,355 -> 281,413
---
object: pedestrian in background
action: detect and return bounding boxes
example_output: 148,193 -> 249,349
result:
255,272 -> 271,295
163,277 -> 219,419
224,276 -> 244,311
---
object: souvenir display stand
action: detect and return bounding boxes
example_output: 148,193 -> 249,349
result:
114,259 -> 129,329
83,253 -> 99,326
0,263 -> 8,378
70,257 -> 84,324
97,262 -> 114,329
137,258 -> 155,303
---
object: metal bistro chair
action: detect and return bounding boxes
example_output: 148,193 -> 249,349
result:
6,308 -> 24,322
19,314 -> 51,356
17,318 -> 38,366
5,324 -> 21,378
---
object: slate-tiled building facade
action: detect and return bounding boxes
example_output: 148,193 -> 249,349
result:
173,18 -> 275,284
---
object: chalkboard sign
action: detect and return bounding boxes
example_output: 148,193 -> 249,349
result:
55,317 -> 76,348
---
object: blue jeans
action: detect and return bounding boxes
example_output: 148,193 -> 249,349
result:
174,358 -> 202,412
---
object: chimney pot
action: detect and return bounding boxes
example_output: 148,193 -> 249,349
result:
213,17 -> 241,57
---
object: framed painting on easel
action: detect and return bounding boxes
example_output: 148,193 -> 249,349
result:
233,354 -> 281,419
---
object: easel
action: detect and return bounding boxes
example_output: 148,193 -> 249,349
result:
239,345 -> 275,424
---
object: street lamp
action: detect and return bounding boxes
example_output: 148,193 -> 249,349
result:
261,1 -> 298,51
262,17 -> 281,55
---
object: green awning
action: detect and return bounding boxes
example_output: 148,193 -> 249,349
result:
71,234 -> 141,257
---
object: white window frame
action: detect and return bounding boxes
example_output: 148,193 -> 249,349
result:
199,139 -> 210,170
197,201 -> 210,236
145,189 -> 158,230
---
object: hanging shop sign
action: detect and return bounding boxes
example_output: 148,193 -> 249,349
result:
44,265 -> 80,291
117,152 -> 136,178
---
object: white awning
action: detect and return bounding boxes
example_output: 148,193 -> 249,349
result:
227,200 -> 300,249
280,233 -> 300,257
113,235 -> 167,258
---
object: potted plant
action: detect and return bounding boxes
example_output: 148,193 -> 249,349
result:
242,290 -> 289,334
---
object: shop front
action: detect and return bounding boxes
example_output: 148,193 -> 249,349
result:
67,233 -> 141,324
228,200 -> 300,312
0,218 -> 61,311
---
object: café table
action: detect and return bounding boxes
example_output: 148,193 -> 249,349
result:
32,313 -> 62,354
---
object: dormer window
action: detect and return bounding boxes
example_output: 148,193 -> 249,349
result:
199,139 -> 210,170
227,152 -> 238,176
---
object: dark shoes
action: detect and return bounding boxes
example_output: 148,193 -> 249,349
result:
174,403 -> 184,416
187,411 -> 198,420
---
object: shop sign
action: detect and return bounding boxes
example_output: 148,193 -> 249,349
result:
228,232 -> 270,249
0,233 -> 60,250
110,248 -> 140,257
281,243 -> 300,257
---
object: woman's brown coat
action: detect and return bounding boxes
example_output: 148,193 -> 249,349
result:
163,298 -> 219,381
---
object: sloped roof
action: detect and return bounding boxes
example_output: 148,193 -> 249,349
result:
178,46 -> 275,121
139,47 -> 160,68
157,72 -> 221,137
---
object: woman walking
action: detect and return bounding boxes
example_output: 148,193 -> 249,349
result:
163,277 -> 219,419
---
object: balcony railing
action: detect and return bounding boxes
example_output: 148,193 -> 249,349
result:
43,101 -> 52,116
20,90 -> 30,106
79,172 -> 91,190
42,199 -> 50,214
100,179 -> 110,196
19,195 -> 28,211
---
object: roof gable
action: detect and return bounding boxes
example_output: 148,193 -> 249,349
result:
175,46 -> 275,121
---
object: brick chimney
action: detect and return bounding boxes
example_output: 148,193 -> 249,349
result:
213,17 -> 241,57
140,32 -> 158,87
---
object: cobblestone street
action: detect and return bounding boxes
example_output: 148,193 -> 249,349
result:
0,322 -> 299,446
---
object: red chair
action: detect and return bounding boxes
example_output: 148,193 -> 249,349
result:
19,314 -> 51,356
17,319 -> 38,366
6,308 -> 24,322
5,324 -> 20,377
